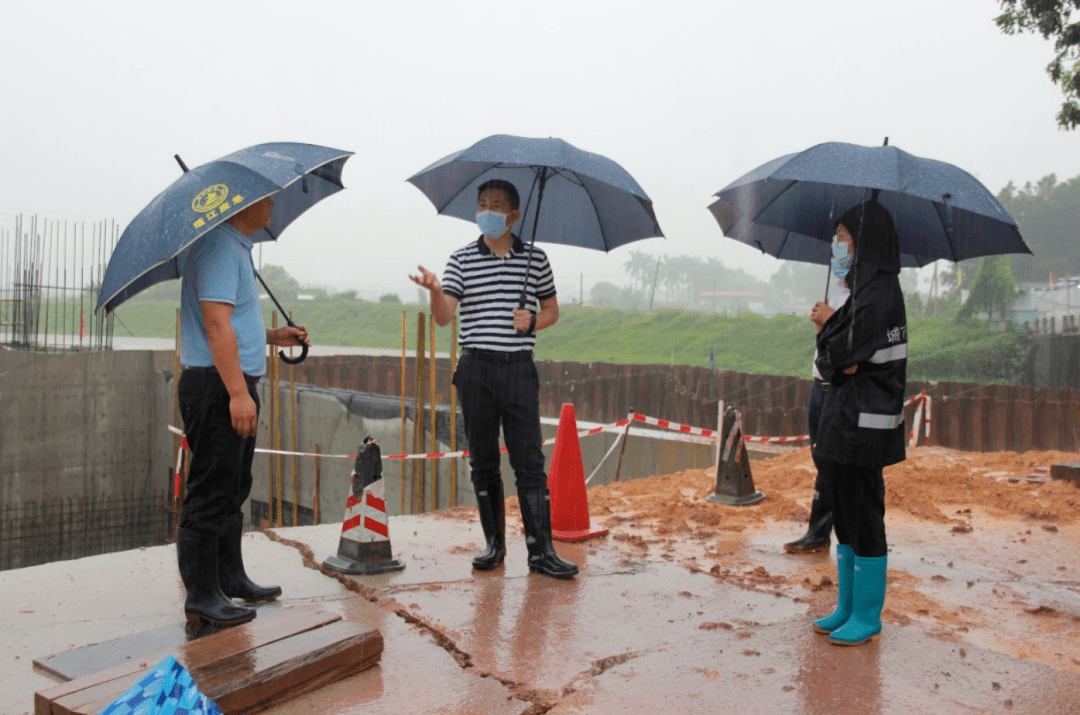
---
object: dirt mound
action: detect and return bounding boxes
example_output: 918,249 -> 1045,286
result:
589,446 -> 1080,530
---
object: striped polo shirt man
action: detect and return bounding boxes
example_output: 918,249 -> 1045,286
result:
441,235 -> 556,352
408,177 -> 578,579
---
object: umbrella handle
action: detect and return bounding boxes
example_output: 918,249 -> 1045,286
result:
278,313 -> 309,364
279,342 -> 308,365
254,269 -> 309,364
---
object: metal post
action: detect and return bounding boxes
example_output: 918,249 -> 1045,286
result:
412,312 -> 426,513
174,309 -> 182,476
429,316 -> 437,511
269,312 -> 278,526
614,409 -> 634,482
400,310 -> 407,515
715,399 -> 725,467
289,313 -> 298,527
313,444 -> 320,524
449,314 -> 458,506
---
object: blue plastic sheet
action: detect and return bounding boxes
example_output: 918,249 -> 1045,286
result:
97,655 -> 222,715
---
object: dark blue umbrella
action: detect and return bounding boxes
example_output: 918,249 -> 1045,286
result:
710,141 -> 1030,262
97,142 -> 353,314
407,134 -> 663,253
710,207 -> 934,268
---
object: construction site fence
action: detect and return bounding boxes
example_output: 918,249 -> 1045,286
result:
286,355 -> 1080,454
0,491 -> 171,572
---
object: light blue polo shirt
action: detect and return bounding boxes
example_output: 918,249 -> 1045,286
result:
180,222 -> 267,377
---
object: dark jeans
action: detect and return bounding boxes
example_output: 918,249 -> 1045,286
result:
452,353 -> 546,493
830,463 -> 887,558
178,369 -> 260,532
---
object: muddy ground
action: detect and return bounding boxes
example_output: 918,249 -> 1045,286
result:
579,446 -> 1080,674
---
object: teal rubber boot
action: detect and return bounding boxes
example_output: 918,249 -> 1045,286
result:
813,544 -> 854,634
830,554 -> 887,646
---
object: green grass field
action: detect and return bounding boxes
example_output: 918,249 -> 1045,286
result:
113,297 -> 1028,384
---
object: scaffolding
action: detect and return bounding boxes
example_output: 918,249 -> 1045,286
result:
0,214 -> 116,351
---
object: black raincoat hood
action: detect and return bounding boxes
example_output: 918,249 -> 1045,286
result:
837,201 -> 901,295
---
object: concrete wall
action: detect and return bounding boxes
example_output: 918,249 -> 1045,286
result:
249,383 -> 718,523
0,350 -> 175,506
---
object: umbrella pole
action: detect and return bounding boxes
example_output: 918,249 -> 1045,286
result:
516,166 -> 549,333
254,270 -> 308,364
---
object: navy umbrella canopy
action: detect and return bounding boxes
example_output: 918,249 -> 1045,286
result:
97,142 -> 353,314
709,204 -> 934,268
407,134 -> 663,252
710,141 -> 1030,263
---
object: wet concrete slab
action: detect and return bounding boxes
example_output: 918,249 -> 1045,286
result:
271,510 -> 1080,714
5,499 -> 1080,715
1,531 -> 346,715
548,618 -> 1080,715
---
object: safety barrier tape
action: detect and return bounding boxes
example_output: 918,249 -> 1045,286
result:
167,417 -> 634,462
628,411 -> 807,443
169,399 -> 943,462
630,412 -> 715,437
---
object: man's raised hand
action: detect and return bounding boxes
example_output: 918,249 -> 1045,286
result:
409,265 -> 441,293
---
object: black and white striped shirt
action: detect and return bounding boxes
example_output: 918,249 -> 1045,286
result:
442,235 -> 557,352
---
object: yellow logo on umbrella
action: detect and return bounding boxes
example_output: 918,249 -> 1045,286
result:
192,184 -> 230,213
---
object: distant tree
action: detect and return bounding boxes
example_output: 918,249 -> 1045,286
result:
335,290 -> 358,301
258,264 -> 301,300
767,262 -> 828,311
995,0 -> 1080,129
622,251 -> 655,294
997,174 -> 1080,284
900,268 -> 923,316
960,255 -> 1019,321
379,292 -> 401,304
590,281 -> 637,308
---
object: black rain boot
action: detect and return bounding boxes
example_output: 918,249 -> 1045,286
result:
518,489 -> 579,579
472,482 -> 507,570
177,526 -> 256,626
784,477 -> 833,554
218,514 -> 282,602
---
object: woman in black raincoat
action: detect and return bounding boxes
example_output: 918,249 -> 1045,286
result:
811,200 -> 907,646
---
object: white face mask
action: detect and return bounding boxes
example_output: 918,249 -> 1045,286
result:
476,211 -> 509,238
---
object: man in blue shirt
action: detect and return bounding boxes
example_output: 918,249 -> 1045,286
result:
177,195 -> 310,627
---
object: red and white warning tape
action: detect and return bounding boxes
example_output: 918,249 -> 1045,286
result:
167,418 -> 633,462
907,392 -> 932,446
171,396 -> 943,463
629,412 -> 715,437
629,411 -> 807,443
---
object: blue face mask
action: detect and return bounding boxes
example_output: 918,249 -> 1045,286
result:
476,210 -> 509,239
831,239 -> 854,279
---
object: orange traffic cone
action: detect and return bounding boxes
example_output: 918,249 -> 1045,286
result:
548,403 -> 608,541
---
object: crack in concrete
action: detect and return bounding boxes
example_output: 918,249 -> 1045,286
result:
262,526 -> 645,715
260,525 -> 380,602
514,651 -> 644,715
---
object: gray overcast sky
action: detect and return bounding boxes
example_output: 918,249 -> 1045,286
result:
2,0 -> 1077,302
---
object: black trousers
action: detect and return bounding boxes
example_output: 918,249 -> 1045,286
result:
452,353 -> 547,493
807,379 -> 830,503
829,461 -> 887,558
178,370 -> 260,532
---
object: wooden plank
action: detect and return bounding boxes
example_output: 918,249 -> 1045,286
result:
36,605 -> 340,715
198,620 -> 382,715
76,620 -> 383,715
